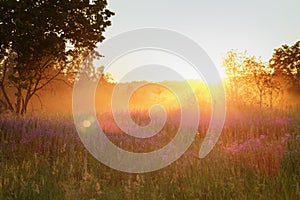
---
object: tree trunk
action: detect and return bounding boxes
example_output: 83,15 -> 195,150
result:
269,89 -> 273,109
15,87 -> 22,114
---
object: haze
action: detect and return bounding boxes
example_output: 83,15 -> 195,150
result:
99,0 -> 300,82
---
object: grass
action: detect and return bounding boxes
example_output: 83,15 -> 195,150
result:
0,106 -> 299,200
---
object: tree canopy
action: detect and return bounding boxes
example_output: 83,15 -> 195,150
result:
269,41 -> 300,92
0,0 -> 114,114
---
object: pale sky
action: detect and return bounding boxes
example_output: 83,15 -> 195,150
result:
96,0 -> 300,82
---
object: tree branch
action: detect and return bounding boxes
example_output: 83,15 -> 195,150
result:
35,68 -> 63,91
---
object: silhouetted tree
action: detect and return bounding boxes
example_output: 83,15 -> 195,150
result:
0,0 -> 114,114
269,41 -> 300,93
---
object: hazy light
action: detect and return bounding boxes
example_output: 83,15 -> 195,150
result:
82,120 -> 91,128
97,49 -> 225,84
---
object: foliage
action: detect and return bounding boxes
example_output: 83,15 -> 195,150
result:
223,50 -> 281,108
0,0 -> 114,114
244,56 -> 280,108
270,41 -> 300,92
222,50 -> 248,104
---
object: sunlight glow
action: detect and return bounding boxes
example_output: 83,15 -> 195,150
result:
97,49 -> 226,85
82,120 -> 91,128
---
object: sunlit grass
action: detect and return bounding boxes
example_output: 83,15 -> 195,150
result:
0,105 -> 299,199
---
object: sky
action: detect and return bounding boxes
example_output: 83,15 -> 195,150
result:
95,0 -> 300,83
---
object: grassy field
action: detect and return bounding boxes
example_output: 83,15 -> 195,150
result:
0,106 -> 299,200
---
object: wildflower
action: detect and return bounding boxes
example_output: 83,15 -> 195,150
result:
239,142 -> 248,150
287,117 -> 293,122
256,138 -> 261,146
281,138 -> 287,144
260,134 -> 265,140
275,118 -> 287,125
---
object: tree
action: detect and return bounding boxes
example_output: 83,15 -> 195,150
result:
244,56 -> 279,109
223,50 -> 280,108
222,50 -> 248,105
0,0 -> 114,114
269,41 -> 300,93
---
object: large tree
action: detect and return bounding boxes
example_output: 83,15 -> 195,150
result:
269,41 -> 300,93
0,0 -> 114,114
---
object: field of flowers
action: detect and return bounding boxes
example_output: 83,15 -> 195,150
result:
0,106 -> 300,199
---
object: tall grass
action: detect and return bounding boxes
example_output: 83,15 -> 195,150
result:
0,106 -> 299,199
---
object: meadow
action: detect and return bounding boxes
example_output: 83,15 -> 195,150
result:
0,103 -> 299,200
